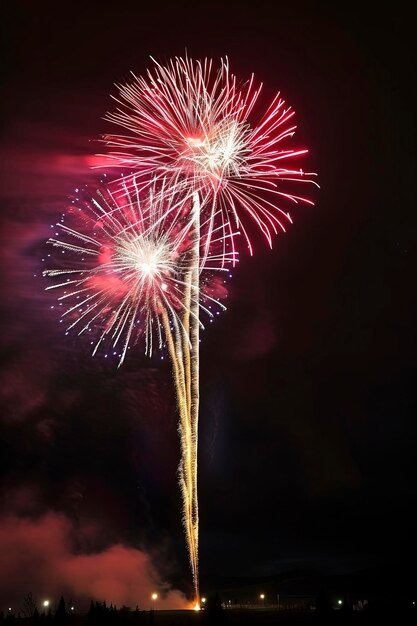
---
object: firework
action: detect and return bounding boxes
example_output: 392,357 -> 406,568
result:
43,179 -> 232,366
102,55 -> 318,256
42,55 -> 317,608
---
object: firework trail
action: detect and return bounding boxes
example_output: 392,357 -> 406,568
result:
154,192 -> 201,600
43,180 -> 234,603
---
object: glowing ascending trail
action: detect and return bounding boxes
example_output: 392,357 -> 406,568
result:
184,193 -> 200,603
161,192 -> 200,602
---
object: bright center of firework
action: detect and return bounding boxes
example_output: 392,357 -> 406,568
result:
136,257 -> 158,276
184,120 -> 249,183
113,234 -> 174,286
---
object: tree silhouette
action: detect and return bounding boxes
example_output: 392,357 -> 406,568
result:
21,593 -> 38,618
54,597 -> 68,626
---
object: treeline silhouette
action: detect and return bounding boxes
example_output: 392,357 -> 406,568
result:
87,600 -> 144,625
0,594 -> 227,626
0,592 -> 229,626
1,596 -> 146,626
6,591 -> 416,626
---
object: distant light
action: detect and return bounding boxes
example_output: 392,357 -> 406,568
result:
43,601 -> 50,608
260,594 -> 265,600
202,597 -> 206,603
338,600 -> 343,606
70,607 -> 75,611
151,593 -> 158,601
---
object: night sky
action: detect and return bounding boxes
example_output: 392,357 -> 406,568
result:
1,0 -> 416,609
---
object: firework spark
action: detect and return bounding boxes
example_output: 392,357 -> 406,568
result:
102,55 -> 318,256
43,179 -> 232,366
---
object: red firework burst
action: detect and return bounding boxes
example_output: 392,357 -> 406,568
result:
43,177 -> 233,366
102,56 -> 318,256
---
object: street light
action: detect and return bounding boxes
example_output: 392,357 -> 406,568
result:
43,601 -> 50,609
201,597 -> 206,604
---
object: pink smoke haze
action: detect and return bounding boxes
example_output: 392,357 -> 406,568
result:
0,513 -> 187,609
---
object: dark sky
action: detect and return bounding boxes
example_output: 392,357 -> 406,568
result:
0,0 -> 416,609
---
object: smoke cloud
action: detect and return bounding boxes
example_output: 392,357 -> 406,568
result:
0,513 -> 187,610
